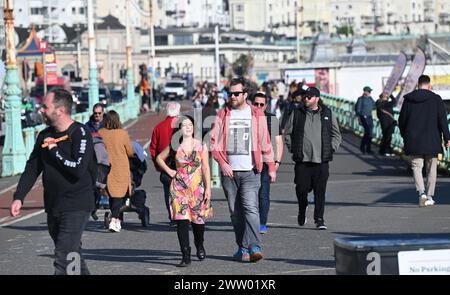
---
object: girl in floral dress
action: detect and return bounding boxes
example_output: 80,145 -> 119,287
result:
156,115 -> 212,267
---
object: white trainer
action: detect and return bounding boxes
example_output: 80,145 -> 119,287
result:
419,194 -> 428,207
109,218 -> 121,232
425,196 -> 435,206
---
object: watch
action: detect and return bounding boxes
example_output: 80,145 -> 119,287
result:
275,161 -> 281,165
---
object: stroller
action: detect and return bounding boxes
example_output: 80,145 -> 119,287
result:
104,141 -> 150,228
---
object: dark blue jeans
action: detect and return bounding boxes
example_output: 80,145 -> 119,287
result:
258,164 -> 270,226
160,171 -> 172,221
359,116 -> 374,153
47,210 -> 91,275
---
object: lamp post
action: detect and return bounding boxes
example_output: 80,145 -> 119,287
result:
126,0 -> 135,107
87,0 -> 99,111
2,0 -> 27,177
148,0 -> 156,111
74,24 -> 82,79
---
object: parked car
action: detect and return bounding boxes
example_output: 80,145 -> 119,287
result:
162,80 -> 187,101
75,88 -> 90,113
110,89 -> 124,103
75,87 -> 112,113
99,87 -> 111,105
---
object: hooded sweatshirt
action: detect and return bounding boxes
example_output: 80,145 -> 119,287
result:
398,89 -> 450,155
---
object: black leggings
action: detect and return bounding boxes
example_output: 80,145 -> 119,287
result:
109,198 -> 124,219
176,220 -> 205,249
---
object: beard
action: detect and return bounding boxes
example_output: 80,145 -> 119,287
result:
42,111 -> 57,126
231,98 -> 245,109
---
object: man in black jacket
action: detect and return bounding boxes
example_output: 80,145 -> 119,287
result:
399,75 -> 450,207
10,88 -> 95,275
284,87 -> 341,230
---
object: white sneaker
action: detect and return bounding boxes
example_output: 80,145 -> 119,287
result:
425,196 -> 435,206
419,194 -> 428,207
116,219 -> 122,231
109,218 -> 121,232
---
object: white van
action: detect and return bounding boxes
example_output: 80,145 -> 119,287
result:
163,80 -> 187,101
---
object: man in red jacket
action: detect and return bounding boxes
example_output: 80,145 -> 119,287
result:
211,77 -> 276,263
150,102 -> 180,226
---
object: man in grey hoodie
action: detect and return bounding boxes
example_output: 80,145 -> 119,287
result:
284,87 -> 341,230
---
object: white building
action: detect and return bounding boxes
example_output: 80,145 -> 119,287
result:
95,0 -> 156,28
14,0 -> 87,28
162,0 -> 229,28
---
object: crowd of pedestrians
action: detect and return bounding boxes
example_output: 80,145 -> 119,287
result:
8,73 -> 450,274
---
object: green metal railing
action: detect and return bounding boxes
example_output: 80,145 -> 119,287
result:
321,93 -> 450,171
21,93 -> 141,160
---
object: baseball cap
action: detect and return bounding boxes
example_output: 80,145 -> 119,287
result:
305,87 -> 320,98
292,88 -> 307,98
363,86 -> 372,92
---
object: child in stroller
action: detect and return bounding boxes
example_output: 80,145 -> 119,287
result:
103,141 -> 150,229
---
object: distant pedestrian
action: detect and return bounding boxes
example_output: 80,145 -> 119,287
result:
398,75 -> 450,207
376,92 -> 397,156
211,77 -> 276,263
281,89 -> 305,132
156,115 -> 212,267
10,88 -> 95,275
202,97 -> 217,141
355,86 -> 376,154
149,102 -> 181,227
99,110 -> 134,232
284,87 -> 341,230
85,103 -> 106,134
253,92 -> 283,234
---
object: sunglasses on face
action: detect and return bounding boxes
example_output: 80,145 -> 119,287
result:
303,96 -> 314,100
253,102 -> 265,107
229,91 -> 244,97
94,112 -> 103,115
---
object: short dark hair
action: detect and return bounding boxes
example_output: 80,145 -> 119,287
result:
253,92 -> 267,103
93,103 -> 105,112
230,77 -> 247,92
418,75 -> 431,86
49,88 -> 73,115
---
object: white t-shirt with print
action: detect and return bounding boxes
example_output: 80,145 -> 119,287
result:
227,105 -> 254,171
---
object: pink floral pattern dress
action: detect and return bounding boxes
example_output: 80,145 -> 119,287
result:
169,140 -> 212,224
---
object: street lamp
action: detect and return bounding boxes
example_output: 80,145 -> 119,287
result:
87,0 -> 99,110
2,0 -> 27,177
74,23 -> 82,80
148,0 -> 156,111
126,0 -> 135,106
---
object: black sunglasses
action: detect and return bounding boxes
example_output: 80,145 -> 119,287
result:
94,112 -> 103,115
253,103 -> 265,107
303,96 -> 314,100
229,91 -> 244,97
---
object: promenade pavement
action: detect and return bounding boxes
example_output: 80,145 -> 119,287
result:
1,103 -> 449,275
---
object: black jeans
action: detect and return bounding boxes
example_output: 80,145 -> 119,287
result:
47,211 -> 91,275
160,172 -> 172,221
176,220 -> 205,249
294,162 -> 329,223
258,164 -> 271,225
359,116 -> 373,153
379,123 -> 395,155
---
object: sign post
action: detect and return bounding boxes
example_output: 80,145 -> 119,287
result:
39,40 -> 48,96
